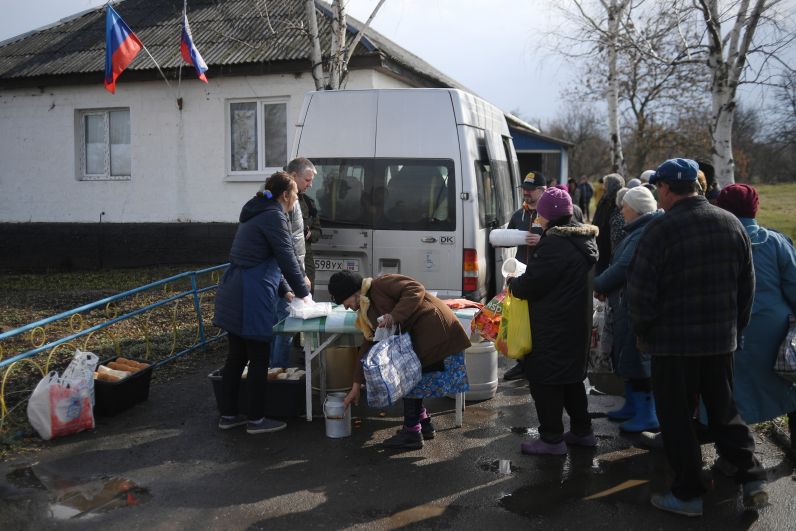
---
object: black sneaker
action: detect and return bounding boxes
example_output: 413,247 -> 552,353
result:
503,363 -> 526,381
383,428 -> 423,449
396,418 -> 436,440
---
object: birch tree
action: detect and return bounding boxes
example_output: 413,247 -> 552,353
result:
304,0 -> 386,90
697,0 -> 774,186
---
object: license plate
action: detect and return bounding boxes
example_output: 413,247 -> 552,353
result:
314,258 -> 360,272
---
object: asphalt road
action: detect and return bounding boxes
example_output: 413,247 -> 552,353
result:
2,352 -> 795,530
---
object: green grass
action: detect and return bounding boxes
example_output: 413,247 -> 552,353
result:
755,183 -> 796,242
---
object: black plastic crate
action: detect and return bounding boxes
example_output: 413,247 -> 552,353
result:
208,368 -> 306,418
94,357 -> 154,416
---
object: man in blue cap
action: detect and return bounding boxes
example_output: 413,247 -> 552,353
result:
626,158 -> 767,516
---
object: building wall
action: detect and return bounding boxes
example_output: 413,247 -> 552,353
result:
0,69 -> 412,225
0,68 -> 415,270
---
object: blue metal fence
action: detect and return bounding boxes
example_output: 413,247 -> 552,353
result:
0,264 -> 229,428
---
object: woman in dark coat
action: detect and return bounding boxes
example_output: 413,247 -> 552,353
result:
509,187 -> 599,456
213,172 -> 310,434
328,272 -> 471,450
591,173 -> 624,274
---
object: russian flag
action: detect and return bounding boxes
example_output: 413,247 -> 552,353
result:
104,6 -> 143,94
181,13 -> 208,83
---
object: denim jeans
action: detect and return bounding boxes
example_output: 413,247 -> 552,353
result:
269,298 -> 292,368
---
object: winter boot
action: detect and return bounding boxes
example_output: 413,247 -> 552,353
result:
607,382 -> 635,421
620,392 -> 660,433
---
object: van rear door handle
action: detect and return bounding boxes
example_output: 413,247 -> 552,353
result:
421,237 -> 437,243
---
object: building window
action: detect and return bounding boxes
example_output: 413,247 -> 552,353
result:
228,99 -> 287,177
78,109 -> 131,180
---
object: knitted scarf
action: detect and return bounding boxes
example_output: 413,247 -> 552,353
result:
354,277 -> 375,340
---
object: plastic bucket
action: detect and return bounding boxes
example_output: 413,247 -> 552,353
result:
323,392 -> 352,438
463,340 -> 498,400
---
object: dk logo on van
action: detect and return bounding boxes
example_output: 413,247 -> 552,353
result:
440,236 -> 455,245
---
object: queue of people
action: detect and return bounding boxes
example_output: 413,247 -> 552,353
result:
213,156 -> 794,518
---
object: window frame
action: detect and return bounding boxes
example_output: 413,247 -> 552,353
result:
224,96 -> 289,182
76,107 -> 132,181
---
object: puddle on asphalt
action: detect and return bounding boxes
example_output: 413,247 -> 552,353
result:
6,465 -> 150,520
477,456 -> 519,474
499,447 -> 666,517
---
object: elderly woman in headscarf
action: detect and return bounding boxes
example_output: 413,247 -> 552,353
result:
716,184 -> 796,455
594,186 -> 663,433
591,173 -> 625,274
328,271 -> 471,450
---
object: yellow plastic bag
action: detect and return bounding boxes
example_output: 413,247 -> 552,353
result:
495,290 -> 532,359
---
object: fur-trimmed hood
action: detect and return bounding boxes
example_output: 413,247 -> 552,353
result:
546,222 -> 600,266
547,223 -> 599,239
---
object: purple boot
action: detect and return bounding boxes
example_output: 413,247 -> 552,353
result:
563,431 -> 597,447
520,439 -> 567,456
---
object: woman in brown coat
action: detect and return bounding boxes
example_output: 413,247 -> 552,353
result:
328,271 -> 471,449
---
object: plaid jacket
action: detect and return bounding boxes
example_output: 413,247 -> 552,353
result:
626,195 -> 754,356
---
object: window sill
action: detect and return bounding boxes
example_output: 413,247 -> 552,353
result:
224,168 -> 284,183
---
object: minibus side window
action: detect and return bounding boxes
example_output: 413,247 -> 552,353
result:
475,161 -> 498,228
491,159 -> 514,226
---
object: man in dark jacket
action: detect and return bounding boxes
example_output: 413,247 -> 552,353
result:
626,158 -> 766,516
501,172 -> 546,382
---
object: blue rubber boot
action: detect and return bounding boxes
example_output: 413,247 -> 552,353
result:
607,382 -> 635,421
620,392 -> 660,432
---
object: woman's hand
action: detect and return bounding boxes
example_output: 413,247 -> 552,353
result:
305,275 -> 312,289
377,314 -> 394,328
285,291 -> 295,302
525,233 -> 541,246
343,382 -> 361,407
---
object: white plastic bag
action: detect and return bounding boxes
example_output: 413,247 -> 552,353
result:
373,315 -> 397,341
289,297 -> 333,320
27,349 -> 99,440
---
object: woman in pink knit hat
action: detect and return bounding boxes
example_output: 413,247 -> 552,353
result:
508,188 -> 600,456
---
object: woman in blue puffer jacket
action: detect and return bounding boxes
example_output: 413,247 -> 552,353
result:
594,186 -> 662,433
213,172 -> 310,435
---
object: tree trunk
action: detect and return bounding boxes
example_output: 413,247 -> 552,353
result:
304,0 -> 324,90
606,0 -> 626,176
328,0 -> 346,90
711,77 -> 737,187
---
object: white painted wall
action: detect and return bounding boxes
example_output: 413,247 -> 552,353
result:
0,69 -> 413,223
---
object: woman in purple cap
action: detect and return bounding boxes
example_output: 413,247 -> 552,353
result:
508,187 -> 600,455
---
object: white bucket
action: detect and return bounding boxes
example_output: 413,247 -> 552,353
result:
323,392 -> 352,438
501,257 -> 527,279
463,340 -> 498,400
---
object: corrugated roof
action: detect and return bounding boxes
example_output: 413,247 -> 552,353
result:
0,0 -> 465,90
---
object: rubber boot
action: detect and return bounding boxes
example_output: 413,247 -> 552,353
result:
607,382 -> 635,421
620,392 -> 660,432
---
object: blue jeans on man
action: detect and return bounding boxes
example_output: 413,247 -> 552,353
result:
270,298 -> 292,368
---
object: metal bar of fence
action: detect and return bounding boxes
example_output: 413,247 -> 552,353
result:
150,332 -> 227,369
0,264 -> 230,369
0,264 -> 229,342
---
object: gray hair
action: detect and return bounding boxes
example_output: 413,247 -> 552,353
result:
286,157 -> 316,175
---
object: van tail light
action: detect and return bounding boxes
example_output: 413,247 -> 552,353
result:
463,248 -> 479,292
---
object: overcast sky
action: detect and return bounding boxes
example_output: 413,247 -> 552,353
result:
1,0 -> 792,126
0,0 -> 571,124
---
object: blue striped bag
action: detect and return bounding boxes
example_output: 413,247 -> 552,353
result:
363,332 -> 422,408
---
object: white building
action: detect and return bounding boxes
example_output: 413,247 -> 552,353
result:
0,0 -> 568,269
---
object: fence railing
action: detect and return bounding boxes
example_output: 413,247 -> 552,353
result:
0,264 -> 229,432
